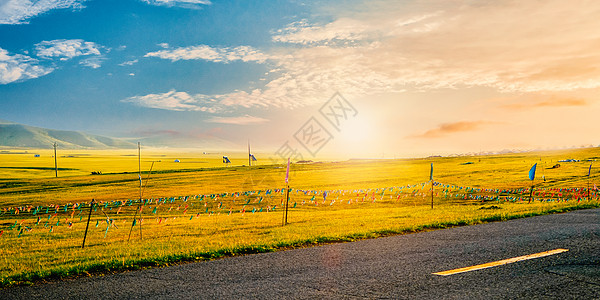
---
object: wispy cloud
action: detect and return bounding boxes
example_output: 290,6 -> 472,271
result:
205,114 -> 269,125
502,97 -> 587,110
79,56 -> 106,69
272,18 -> 369,45
122,90 -> 220,112
0,0 -> 86,24
411,121 -> 494,139
135,129 -> 182,137
0,48 -> 53,84
145,45 -> 269,63
119,59 -> 138,66
35,39 -> 104,60
131,127 -> 233,148
142,0 -> 211,8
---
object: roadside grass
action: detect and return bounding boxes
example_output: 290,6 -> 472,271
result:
1,147 -> 600,287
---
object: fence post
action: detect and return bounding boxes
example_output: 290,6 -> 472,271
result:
82,199 -> 95,249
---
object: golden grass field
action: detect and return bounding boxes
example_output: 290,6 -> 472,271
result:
1,147 -> 599,287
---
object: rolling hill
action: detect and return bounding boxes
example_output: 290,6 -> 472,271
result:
0,119 -> 137,149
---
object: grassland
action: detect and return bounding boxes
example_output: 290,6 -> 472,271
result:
1,147 -> 600,287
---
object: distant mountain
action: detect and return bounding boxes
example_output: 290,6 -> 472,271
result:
0,119 -> 137,149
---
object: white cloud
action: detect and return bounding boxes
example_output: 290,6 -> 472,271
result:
79,56 -> 105,69
119,59 -> 139,66
122,90 -> 220,113
0,0 -> 86,24
145,45 -> 269,63
205,114 -> 269,125
0,47 -> 53,84
35,39 -> 103,60
158,43 -> 169,49
272,18 -> 369,45
142,0 -> 210,8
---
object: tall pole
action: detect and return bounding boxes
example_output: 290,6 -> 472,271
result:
528,163 -> 536,204
138,142 -> 142,201
138,142 -> 142,240
283,158 -> 290,226
248,140 -> 251,167
285,185 -> 290,225
129,142 -> 143,242
54,142 -> 58,178
430,163 -> 433,209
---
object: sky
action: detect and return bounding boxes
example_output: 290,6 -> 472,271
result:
2,0 -> 600,160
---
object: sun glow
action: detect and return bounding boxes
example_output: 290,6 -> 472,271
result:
330,115 -> 378,158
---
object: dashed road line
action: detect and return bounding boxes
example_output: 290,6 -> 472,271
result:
433,248 -> 569,276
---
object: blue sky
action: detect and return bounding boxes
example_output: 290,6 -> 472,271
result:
2,0 -> 600,158
1,0 -> 313,148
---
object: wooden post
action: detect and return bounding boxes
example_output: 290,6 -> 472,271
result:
128,208 -> 138,242
431,181 -> 434,209
588,163 -> 592,201
528,184 -> 534,204
430,163 -> 434,209
285,185 -> 290,225
588,175 -> 590,201
82,199 -> 95,248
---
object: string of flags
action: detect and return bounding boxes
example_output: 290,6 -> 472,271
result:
1,178 -> 598,239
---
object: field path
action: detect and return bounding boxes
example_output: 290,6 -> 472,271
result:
3,208 -> 599,299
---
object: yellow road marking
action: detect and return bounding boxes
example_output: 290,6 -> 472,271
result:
433,248 -> 569,276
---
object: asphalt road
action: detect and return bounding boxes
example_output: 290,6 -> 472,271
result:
2,208 -> 599,299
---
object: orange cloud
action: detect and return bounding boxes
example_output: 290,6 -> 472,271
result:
501,97 -> 587,110
411,121 -> 494,138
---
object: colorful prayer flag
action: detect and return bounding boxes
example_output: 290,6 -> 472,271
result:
529,163 -> 537,181
430,163 -> 433,181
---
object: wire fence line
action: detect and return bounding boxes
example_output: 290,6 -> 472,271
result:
1,181 -> 598,240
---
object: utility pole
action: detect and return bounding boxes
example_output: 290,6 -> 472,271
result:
54,142 -> 58,178
138,142 -> 142,240
248,140 -> 251,167
138,142 -> 141,201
